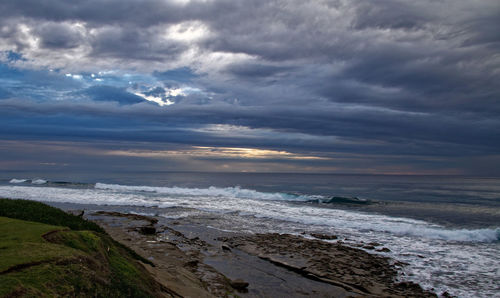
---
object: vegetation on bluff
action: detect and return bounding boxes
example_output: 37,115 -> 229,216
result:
0,199 -> 163,297
0,198 -> 104,232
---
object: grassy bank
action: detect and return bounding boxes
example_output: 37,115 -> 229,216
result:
0,198 -> 164,297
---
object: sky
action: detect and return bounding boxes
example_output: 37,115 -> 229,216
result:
0,0 -> 499,175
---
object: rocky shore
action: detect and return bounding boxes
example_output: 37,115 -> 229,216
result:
223,234 -> 435,297
88,210 -> 437,297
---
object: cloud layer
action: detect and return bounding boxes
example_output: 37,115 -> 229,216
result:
0,0 -> 499,174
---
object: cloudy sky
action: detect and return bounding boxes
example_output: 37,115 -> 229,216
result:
0,0 -> 499,175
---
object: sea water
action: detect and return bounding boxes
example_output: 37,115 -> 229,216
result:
0,172 -> 498,297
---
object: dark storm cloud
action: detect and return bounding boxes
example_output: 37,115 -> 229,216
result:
0,0 -> 499,174
201,1 -> 500,112
351,0 -> 431,30
34,22 -> 84,49
79,85 -> 146,105
1,95 -> 499,174
226,63 -> 295,79
0,0 -> 187,26
90,26 -> 186,61
153,67 -> 197,84
1,96 -> 498,155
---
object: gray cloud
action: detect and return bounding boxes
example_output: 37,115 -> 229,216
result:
0,0 -> 499,174
34,22 -> 84,49
78,85 -> 146,105
90,26 -> 186,61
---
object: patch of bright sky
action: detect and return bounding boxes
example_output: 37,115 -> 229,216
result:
133,91 -> 175,106
166,21 -> 212,42
106,146 -> 329,161
2,51 -> 25,62
65,73 -> 83,80
193,124 -> 339,144
0,51 -> 203,106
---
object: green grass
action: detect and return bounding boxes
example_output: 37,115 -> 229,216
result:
0,198 -> 104,233
0,217 -> 78,272
0,199 -> 162,297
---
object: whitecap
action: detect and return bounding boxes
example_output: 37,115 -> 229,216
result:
94,182 -> 314,201
9,178 -> 28,184
31,179 -> 47,185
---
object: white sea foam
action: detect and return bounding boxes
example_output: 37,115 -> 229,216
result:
95,182 -> 314,201
9,178 -> 28,184
31,179 -> 47,185
384,225 -> 499,242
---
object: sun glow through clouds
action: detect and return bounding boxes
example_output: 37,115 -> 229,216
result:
166,21 -> 211,42
106,146 -> 329,160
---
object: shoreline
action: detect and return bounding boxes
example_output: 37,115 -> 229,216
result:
85,208 -> 437,297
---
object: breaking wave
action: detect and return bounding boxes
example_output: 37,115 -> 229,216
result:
94,182 -> 317,201
31,179 -> 47,185
9,178 -> 47,185
9,178 -> 28,184
379,225 -> 500,242
0,183 -> 497,243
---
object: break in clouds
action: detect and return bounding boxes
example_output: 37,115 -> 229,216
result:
0,0 -> 499,174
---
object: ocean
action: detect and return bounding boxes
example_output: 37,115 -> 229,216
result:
0,172 -> 499,297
